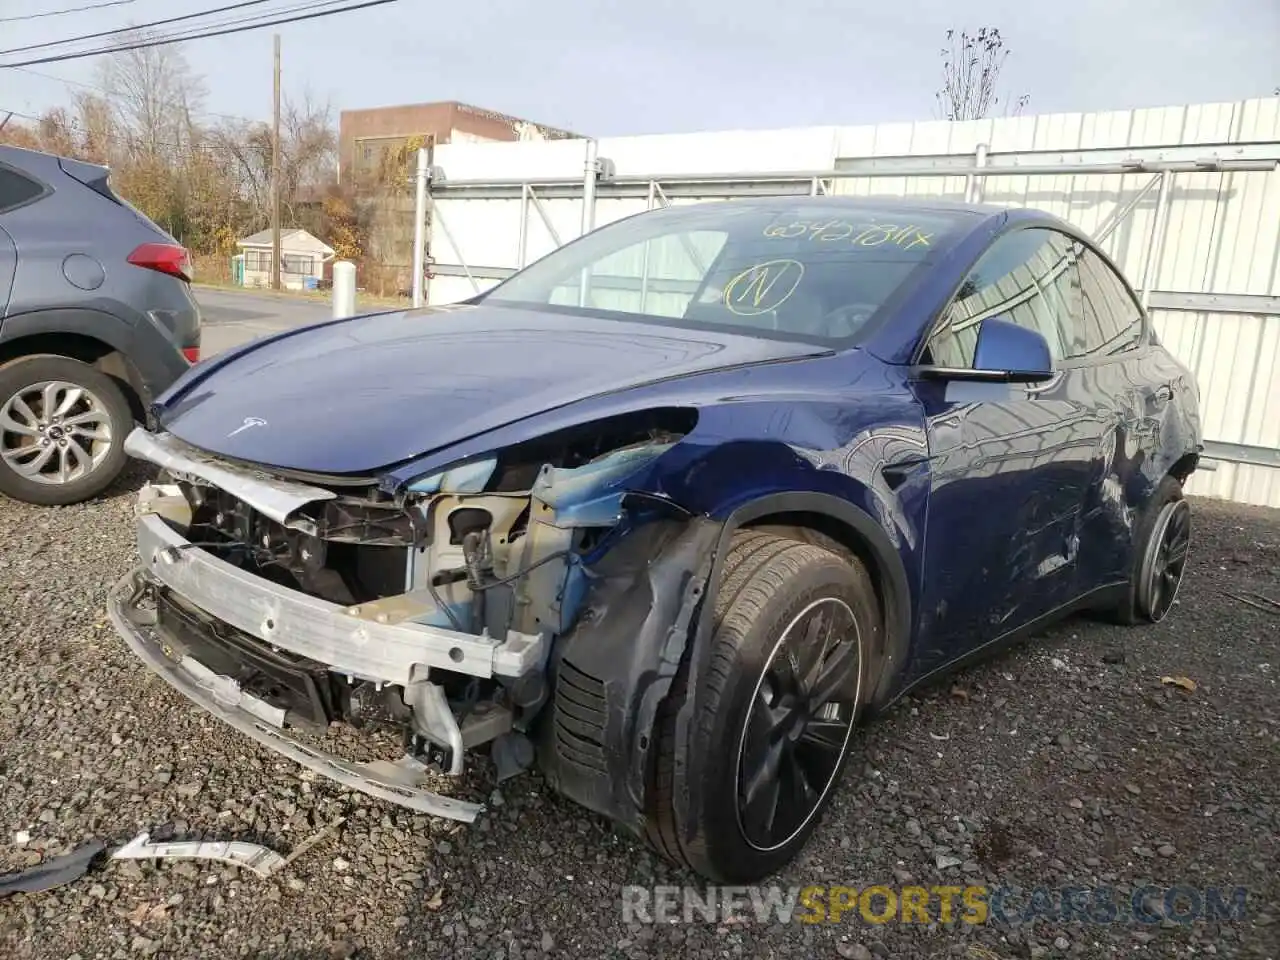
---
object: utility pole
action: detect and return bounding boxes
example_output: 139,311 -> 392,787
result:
270,34 -> 282,292
410,147 -> 427,308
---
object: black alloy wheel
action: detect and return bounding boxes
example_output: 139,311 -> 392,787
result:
1138,497 -> 1191,622
734,595 -> 861,852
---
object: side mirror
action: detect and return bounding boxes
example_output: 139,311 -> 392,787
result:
973,317 -> 1055,382
921,316 -> 1056,384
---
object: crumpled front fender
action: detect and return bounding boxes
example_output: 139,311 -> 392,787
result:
536,514 -> 720,833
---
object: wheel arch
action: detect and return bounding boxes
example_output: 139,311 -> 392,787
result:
715,492 -> 913,709
538,490 -> 917,839
646,490 -> 913,860
0,319 -> 148,424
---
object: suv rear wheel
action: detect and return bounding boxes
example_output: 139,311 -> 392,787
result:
0,354 -> 133,506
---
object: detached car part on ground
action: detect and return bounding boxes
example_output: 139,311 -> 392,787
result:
0,145 -> 199,506
108,197 -> 1202,882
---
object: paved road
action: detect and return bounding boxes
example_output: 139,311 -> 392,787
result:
192,287 -> 336,356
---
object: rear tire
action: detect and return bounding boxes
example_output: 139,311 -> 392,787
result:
1108,475 -> 1191,624
0,355 -> 133,506
645,529 -> 882,882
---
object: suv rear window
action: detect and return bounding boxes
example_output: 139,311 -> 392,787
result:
0,166 -> 46,214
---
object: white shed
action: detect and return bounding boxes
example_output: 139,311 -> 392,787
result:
236,228 -> 335,291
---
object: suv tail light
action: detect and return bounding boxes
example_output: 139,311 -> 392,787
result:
128,243 -> 192,282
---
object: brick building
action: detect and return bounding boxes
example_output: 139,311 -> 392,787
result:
338,100 -> 578,185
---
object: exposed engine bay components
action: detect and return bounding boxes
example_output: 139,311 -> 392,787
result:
114,416 -> 693,822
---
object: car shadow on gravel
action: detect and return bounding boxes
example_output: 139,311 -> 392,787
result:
95,461 -> 159,504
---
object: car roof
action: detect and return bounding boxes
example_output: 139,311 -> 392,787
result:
670,192 -> 1018,216
659,194 -> 1053,234
679,194 -> 1006,217
658,194 -> 1079,246
0,144 -> 69,181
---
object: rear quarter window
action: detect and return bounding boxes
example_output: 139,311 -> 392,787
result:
0,166 -> 47,215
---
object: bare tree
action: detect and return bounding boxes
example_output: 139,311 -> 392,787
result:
208,92 -> 336,231
72,91 -> 116,164
2,49 -> 355,287
94,31 -> 207,160
209,121 -> 272,222
2,94 -> 115,164
935,27 -> 1029,121
279,92 -> 338,226
33,109 -> 78,158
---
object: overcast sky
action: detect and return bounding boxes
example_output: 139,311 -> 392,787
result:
2,0 -> 1277,135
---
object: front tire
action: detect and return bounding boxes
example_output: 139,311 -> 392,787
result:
0,355 -> 133,506
645,530 -> 882,882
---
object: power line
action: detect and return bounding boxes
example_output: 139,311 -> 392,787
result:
0,0 -> 137,23
0,0 -> 400,67
9,64 -> 263,124
91,0 -> 359,52
0,103 -> 233,152
0,0 -> 281,57
0,107 -> 43,123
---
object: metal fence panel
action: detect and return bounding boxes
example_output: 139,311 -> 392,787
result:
420,97 -> 1280,507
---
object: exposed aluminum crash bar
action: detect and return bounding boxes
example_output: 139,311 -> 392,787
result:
133,510 -> 545,682
107,569 -> 484,821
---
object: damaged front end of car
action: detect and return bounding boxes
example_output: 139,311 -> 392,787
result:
107,407 -> 720,828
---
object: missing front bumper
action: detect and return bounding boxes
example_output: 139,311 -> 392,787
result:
132,508 -> 544,683
107,567 -> 484,822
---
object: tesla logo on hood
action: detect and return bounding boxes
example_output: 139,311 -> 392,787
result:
227,416 -> 267,438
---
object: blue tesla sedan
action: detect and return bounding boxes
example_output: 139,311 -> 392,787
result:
109,196 -> 1201,883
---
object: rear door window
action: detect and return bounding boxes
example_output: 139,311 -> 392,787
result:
1073,245 -> 1145,357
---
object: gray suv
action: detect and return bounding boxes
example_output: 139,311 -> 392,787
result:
0,144 -> 200,505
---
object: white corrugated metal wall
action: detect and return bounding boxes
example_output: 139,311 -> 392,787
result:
423,97 -> 1280,507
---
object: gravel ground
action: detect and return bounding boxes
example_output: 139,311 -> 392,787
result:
1,468 -> 1276,960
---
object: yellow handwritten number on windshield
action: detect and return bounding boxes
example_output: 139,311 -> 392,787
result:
723,259 -> 805,316
762,220 -> 932,249
761,222 -> 810,239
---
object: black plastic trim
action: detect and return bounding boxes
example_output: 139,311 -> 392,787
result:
0,306 -> 183,401
0,160 -> 52,216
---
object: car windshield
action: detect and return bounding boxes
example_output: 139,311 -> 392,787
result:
478,201 -> 977,345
